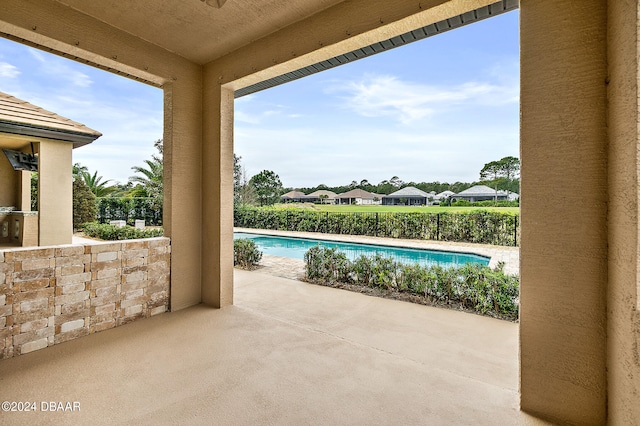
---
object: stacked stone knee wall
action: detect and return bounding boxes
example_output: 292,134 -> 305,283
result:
0,237 -> 170,359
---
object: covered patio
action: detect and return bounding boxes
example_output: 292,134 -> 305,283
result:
1,0 -> 639,424
0,270 -> 548,425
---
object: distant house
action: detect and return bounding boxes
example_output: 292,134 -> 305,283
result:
280,190 -> 306,203
382,186 -> 432,206
335,189 -> 381,205
434,190 -> 455,201
451,185 -> 509,202
304,190 -> 337,204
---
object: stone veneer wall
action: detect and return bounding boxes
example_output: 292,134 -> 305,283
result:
0,237 -> 170,359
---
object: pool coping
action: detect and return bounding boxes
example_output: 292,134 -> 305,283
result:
234,227 -> 520,276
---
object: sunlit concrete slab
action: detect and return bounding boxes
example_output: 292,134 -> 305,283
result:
0,270 -> 547,425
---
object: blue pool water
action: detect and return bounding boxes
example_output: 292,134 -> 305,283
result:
234,232 -> 489,268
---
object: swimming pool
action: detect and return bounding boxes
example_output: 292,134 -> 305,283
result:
234,232 -> 490,268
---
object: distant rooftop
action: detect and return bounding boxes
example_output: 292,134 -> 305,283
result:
455,185 -> 508,197
281,190 -> 306,199
336,188 -> 378,199
436,190 -> 455,198
0,91 -> 102,148
306,190 -> 337,199
385,186 -> 430,198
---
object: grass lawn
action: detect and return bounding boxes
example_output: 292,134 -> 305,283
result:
273,203 -> 519,215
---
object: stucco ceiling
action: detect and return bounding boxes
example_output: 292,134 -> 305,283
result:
53,0 -> 345,64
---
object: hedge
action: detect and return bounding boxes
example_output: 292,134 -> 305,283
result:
83,222 -> 163,240
234,207 -> 519,246
96,197 -> 162,226
304,246 -> 519,320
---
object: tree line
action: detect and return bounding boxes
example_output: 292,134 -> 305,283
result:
61,143 -> 520,221
234,155 -> 520,206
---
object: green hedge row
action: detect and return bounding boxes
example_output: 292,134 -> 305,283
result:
83,222 -> 163,240
450,199 -> 519,207
304,246 -> 519,320
96,197 -> 162,226
234,207 -> 519,246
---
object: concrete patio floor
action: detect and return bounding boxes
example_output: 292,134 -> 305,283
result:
0,269 -> 547,425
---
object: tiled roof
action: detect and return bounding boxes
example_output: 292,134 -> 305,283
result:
336,189 -> 377,199
385,186 -> 430,198
305,190 -> 337,198
0,91 -> 101,147
281,190 -> 306,199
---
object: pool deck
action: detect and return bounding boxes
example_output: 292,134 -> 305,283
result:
235,228 -> 520,281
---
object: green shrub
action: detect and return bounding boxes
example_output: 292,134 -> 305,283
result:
303,248 -> 519,321
83,222 -> 163,240
73,178 -> 97,229
304,245 -> 350,284
235,207 -> 519,246
234,238 -> 263,269
370,253 -> 398,290
451,199 -> 519,207
351,255 -> 372,286
450,199 -> 472,207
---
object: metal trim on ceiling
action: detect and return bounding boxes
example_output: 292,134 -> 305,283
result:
0,32 -> 162,89
235,0 -> 518,98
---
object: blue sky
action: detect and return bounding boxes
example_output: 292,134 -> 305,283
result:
0,10 -> 518,188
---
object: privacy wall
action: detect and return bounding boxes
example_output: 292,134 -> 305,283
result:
0,238 -> 170,359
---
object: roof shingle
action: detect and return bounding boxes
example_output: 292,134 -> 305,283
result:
0,91 -> 101,147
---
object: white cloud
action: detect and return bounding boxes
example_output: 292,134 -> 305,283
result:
70,72 -> 92,88
234,107 -> 283,124
28,47 -> 92,87
233,96 -> 302,125
0,62 -> 20,78
234,110 -> 261,124
327,74 -> 518,124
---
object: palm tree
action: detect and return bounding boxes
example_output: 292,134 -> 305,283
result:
81,170 -> 118,197
128,139 -> 164,212
128,156 -> 163,201
72,163 -> 88,180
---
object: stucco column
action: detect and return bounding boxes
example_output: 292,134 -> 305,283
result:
520,1 -> 608,424
607,0 -> 640,423
17,170 -> 31,211
38,141 -> 72,245
163,80 -> 204,311
201,74 -> 234,308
